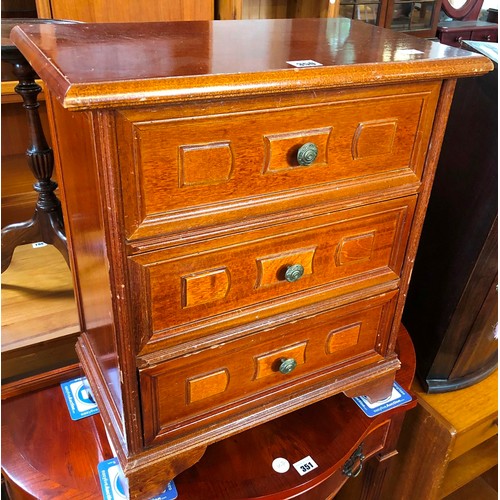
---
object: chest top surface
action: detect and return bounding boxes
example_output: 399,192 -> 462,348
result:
10,18 -> 492,109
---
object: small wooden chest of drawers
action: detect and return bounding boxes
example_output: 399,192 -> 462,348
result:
11,18 -> 492,498
437,20 -> 499,48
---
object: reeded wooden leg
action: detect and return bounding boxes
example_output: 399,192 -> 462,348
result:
1,49 -> 68,273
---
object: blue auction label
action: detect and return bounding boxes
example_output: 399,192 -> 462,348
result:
98,458 -> 178,500
353,382 -> 412,417
60,376 -> 99,420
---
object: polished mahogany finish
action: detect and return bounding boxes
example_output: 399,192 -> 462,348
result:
10,18 -> 492,499
441,0 -> 486,21
437,20 -> 498,47
0,327 -> 416,500
10,19 -> 491,110
35,0 -> 214,23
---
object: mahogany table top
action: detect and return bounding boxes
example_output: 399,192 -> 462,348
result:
9,18 -> 493,109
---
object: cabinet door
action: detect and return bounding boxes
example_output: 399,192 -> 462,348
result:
35,0 -> 214,21
217,0 -> 336,19
384,0 -> 443,36
338,0 -> 388,26
338,0 -> 442,36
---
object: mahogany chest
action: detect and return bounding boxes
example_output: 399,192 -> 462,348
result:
437,20 -> 498,48
11,18 -> 492,498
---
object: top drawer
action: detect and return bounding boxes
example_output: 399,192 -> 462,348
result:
116,82 -> 440,240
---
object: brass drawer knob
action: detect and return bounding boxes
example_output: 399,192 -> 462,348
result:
278,357 -> 297,374
297,142 -> 318,166
284,264 -> 304,283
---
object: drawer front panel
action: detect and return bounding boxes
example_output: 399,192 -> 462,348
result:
139,291 -> 398,445
451,413 -> 498,460
439,31 -> 473,47
117,83 -> 439,239
130,197 -> 416,350
471,29 -> 498,42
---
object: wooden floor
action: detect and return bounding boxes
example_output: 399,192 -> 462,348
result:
1,243 -> 79,351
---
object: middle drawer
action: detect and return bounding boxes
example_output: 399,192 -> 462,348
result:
129,196 -> 415,353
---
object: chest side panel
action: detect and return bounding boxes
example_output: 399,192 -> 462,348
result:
47,95 -> 127,440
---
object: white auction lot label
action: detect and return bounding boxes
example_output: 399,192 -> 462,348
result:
286,60 -> 323,68
293,456 -> 319,476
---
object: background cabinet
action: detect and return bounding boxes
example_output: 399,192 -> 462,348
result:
35,0 -> 214,22
403,44 -> 498,393
217,0 -> 336,19
437,20 -> 498,47
217,0 -> 443,36
383,369 -> 497,499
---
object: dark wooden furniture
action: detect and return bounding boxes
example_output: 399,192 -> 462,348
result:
441,0 -> 485,20
0,19 -> 71,273
217,1 -> 337,20
1,327 -> 417,500
218,0 -> 443,37
11,18 -> 492,498
437,20 -> 498,47
34,0 -> 214,21
384,369 -> 497,499
486,8 -> 498,23
403,42 -> 497,393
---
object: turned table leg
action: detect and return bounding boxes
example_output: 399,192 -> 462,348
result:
1,41 -> 69,273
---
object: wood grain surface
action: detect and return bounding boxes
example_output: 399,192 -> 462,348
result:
10,19 -> 492,110
1,327 -> 416,500
10,17 -> 492,498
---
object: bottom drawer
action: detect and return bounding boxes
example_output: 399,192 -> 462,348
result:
140,291 -> 398,445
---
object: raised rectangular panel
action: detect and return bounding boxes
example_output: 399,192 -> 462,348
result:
254,342 -> 308,380
187,369 -> 230,403
255,247 -> 316,288
336,232 -> 376,266
352,119 -> 397,159
179,141 -> 233,187
181,267 -> 231,308
326,323 -> 362,354
263,127 -> 332,173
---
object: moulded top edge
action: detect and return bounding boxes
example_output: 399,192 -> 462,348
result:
9,18 -> 493,110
